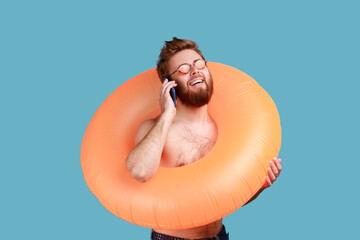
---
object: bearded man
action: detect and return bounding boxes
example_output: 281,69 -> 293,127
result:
126,37 -> 282,240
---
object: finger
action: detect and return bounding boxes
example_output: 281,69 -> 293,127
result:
160,79 -> 169,93
265,176 -> 272,188
160,78 -> 168,94
274,158 -> 282,174
161,80 -> 176,95
267,167 -> 276,182
161,78 -> 168,89
163,82 -> 177,96
270,161 -> 279,176
262,176 -> 270,189
160,78 -> 173,90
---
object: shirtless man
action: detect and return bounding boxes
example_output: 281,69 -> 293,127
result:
126,37 -> 282,240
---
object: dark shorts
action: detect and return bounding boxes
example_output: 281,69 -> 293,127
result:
151,225 -> 229,240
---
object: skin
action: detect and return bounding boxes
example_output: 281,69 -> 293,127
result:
126,49 -> 282,239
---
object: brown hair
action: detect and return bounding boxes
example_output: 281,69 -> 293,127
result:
156,37 -> 205,80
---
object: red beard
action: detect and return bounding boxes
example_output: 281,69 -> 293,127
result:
174,73 -> 214,107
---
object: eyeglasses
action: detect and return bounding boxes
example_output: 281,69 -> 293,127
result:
168,59 -> 206,78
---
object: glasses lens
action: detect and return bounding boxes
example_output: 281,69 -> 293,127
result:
195,59 -> 206,69
178,65 -> 191,74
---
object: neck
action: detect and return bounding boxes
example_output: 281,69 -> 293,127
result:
174,101 -> 210,125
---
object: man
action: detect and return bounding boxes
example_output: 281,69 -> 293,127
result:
126,37 -> 282,240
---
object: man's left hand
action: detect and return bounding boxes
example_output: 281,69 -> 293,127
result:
263,157 -> 282,189
244,157 -> 283,205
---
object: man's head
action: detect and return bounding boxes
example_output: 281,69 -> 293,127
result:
157,37 -> 213,107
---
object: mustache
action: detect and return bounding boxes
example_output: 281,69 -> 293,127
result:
188,73 -> 204,83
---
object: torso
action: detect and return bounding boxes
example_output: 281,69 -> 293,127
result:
160,119 -> 217,168
153,116 -> 223,239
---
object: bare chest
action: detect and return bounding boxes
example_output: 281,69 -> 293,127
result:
161,124 -> 217,167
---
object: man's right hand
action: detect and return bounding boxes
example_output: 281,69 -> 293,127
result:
160,78 -> 177,119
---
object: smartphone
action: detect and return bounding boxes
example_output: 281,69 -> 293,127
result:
162,77 -> 176,107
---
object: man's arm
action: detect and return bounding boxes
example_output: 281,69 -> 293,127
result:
126,78 -> 177,182
126,113 -> 173,182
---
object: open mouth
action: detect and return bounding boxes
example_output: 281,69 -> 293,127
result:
190,79 -> 203,86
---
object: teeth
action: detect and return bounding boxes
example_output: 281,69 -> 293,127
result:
190,79 -> 203,86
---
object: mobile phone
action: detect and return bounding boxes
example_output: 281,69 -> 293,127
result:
162,77 -> 176,107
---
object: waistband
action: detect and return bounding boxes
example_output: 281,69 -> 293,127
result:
151,225 -> 229,240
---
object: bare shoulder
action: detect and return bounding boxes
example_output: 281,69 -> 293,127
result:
135,118 -> 156,145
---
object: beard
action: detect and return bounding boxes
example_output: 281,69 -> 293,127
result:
174,73 -> 214,107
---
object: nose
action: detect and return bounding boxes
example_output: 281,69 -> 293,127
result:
190,64 -> 200,75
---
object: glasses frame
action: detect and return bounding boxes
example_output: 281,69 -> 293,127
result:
167,59 -> 207,78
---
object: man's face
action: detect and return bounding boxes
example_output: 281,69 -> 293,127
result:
167,49 -> 213,107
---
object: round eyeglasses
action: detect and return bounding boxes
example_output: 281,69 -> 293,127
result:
168,59 -> 206,78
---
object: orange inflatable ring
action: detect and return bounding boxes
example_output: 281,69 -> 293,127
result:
80,62 -> 281,230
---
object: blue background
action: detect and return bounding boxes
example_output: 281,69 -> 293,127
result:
1,1 -> 359,239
